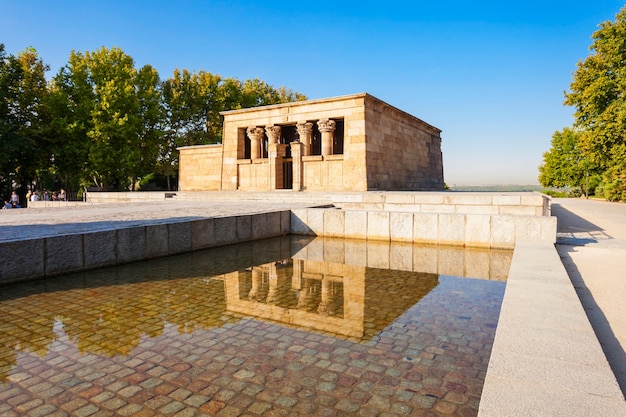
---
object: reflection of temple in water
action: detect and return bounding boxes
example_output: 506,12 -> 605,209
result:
0,235 -> 511,380
224,258 -> 439,341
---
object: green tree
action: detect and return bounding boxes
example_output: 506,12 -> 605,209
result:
0,45 -> 50,200
134,64 -> 164,189
565,6 -> 626,200
51,46 -> 163,191
46,50 -> 95,193
85,47 -> 142,190
539,127 -> 599,195
596,143 -> 626,201
0,44 -> 20,199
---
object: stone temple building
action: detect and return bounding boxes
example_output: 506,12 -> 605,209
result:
178,93 -> 444,192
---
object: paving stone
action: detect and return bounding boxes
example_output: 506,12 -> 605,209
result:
115,403 -> 144,416
172,408 -> 196,417
117,385 -> 142,398
16,398 -> 43,413
73,404 -> 99,417
158,400 -> 185,415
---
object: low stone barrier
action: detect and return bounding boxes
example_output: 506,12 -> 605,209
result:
80,190 -> 551,217
25,200 -> 91,208
3,192 -> 555,283
290,208 -> 556,249
0,211 -> 290,284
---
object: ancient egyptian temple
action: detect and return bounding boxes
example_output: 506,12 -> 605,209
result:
178,93 -> 444,192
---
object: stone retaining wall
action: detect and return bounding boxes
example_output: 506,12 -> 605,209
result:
76,190 -> 551,217
291,208 -> 556,249
4,194 -> 555,283
0,211 -> 290,284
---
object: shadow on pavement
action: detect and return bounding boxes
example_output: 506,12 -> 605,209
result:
552,203 -> 613,245
557,246 -> 626,398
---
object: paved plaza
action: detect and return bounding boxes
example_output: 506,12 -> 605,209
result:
0,200 -> 315,243
552,198 -> 626,397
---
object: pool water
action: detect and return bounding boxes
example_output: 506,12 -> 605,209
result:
0,236 -> 510,416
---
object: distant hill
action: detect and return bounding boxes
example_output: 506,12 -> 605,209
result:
449,184 -> 543,192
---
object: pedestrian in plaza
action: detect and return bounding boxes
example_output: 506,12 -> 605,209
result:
10,191 -> 19,206
59,188 -> 67,201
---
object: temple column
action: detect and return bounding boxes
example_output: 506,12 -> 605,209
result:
266,125 -> 284,190
246,127 -> 264,159
318,119 -> 336,157
291,140 -> 303,191
296,122 -> 313,156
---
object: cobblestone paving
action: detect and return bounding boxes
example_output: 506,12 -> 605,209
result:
0,237 -> 506,416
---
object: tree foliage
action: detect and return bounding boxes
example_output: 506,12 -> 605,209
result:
557,6 -> 626,200
0,45 -> 50,201
538,127 -> 600,195
0,43 -> 306,196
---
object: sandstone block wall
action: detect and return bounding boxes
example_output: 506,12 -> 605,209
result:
237,160 -> 270,191
0,211 -> 291,285
77,191 -> 551,217
178,144 -> 223,191
178,93 -> 443,192
363,95 -> 443,190
290,208 -> 556,249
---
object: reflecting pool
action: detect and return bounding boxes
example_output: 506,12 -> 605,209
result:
0,236 -> 511,416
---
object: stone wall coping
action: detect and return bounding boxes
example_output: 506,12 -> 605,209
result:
478,241 -> 626,416
290,208 -> 556,249
177,143 -> 222,150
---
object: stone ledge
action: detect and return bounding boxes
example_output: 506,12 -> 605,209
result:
478,241 -> 626,416
0,211 -> 291,285
289,208 -> 556,249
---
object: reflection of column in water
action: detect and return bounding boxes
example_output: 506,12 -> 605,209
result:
248,267 -> 266,302
297,278 -> 321,311
291,259 -> 303,305
318,279 -> 343,317
318,278 -> 331,315
266,263 -> 279,304
291,259 -> 303,290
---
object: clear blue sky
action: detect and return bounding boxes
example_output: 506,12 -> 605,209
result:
2,0 -> 624,185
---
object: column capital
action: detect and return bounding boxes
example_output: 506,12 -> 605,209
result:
317,119 -> 336,133
265,125 -> 281,144
296,121 -> 314,137
246,126 -> 265,140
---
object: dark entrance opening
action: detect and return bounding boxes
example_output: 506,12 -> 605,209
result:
283,161 -> 293,189
333,119 -> 344,155
281,125 -> 297,158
